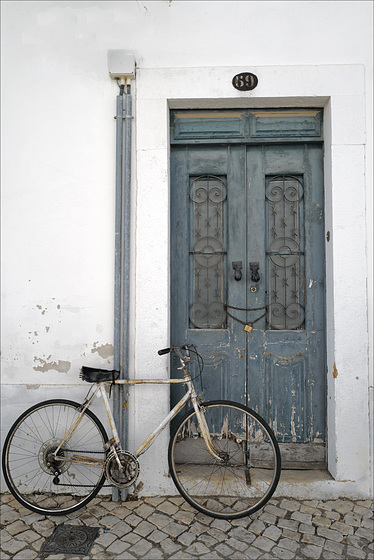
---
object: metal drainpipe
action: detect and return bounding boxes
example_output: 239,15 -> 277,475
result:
113,78 -> 133,501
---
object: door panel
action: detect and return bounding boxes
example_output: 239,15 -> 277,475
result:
170,113 -> 326,467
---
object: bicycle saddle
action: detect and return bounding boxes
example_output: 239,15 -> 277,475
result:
80,366 -> 120,383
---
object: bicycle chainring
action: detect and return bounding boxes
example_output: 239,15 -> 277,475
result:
105,451 -> 139,488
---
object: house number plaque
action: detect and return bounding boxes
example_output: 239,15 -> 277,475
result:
232,72 -> 258,91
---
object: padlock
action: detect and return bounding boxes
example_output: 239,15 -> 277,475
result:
244,324 -> 253,333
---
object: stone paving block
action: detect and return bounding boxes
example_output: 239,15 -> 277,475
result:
148,512 -> 171,529
13,549 -> 39,560
94,531 -> 117,548
229,526 -> 256,544
324,510 -> 341,521
163,521 -> 187,538
312,516 -> 331,528
249,519 -> 266,535
316,526 -> 344,542
303,544 -> 323,559
15,529 -> 40,544
301,533 -> 325,547
344,514 -> 362,527
174,510 -> 195,526
278,537 -> 300,552
1,539 -> 27,555
323,539 -> 345,555
259,512 -> 277,525
225,537 -> 249,551
331,520 -> 354,534
134,503 -> 156,519
321,551 -> 342,560
211,518 -> 231,532
197,533 -> 218,548
355,526 -> 374,541
141,550 -> 164,559
277,518 -> 300,532
282,528 -> 301,541
122,532 -> 141,545
177,531 -> 196,547
106,538 -> 131,555
291,511 -> 313,524
347,545 -> 367,559
300,522 -> 316,535
232,517 -> 251,528
243,547 -> 262,559
252,535 -> 275,552
156,501 -> 179,516
354,505 -> 373,518
189,521 -> 209,536
160,537 -> 182,555
312,515 -> 331,528
99,514 -> 122,527
263,525 -> 282,541
134,519 -> 156,537
199,552 -> 221,560
149,528 -> 169,544
271,546 -> 295,560
130,538 -> 153,557
110,520 -> 132,537
195,512 -> 213,526
6,519 -> 29,535
361,517 -> 374,530
347,535 -> 368,549
125,513 -> 143,527
183,541 -> 211,556
214,542 -> 235,556
264,504 -> 287,518
300,504 -> 322,515
145,497 -> 166,507
280,499 -> 300,512
207,527 -> 227,542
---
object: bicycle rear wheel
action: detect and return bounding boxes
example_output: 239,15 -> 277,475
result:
169,400 -> 281,519
2,399 -> 108,515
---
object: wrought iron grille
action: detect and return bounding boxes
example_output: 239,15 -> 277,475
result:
265,175 -> 305,330
189,175 -> 227,329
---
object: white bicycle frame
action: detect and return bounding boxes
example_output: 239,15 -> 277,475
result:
54,351 -> 222,465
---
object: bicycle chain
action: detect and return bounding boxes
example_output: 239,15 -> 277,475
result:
52,449 -> 111,488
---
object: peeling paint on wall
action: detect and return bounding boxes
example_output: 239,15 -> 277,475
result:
33,358 -> 71,373
91,342 -> 114,359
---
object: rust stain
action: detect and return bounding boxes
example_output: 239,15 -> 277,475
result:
333,363 -> 338,379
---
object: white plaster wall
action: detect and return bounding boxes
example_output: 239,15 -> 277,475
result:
1,1 -> 372,498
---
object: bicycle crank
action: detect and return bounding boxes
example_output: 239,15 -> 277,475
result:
105,451 -> 139,488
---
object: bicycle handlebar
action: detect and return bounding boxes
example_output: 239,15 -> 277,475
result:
157,345 -> 192,356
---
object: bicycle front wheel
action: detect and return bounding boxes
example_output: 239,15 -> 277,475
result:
169,400 -> 281,519
2,399 -> 108,515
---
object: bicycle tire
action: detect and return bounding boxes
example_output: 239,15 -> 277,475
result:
2,399 -> 108,516
168,400 -> 281,519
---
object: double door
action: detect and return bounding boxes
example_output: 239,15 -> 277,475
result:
170,124 -> 326,467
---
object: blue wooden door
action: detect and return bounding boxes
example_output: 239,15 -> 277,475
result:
170,110 -> 326,466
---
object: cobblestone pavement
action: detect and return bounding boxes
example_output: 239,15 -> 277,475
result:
1,493 -> 373,560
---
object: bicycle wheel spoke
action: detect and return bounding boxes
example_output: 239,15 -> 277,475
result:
2,400 -> 108,515
169,401 -> 281,519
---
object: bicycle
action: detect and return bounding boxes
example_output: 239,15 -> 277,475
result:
2,345 -> 281,520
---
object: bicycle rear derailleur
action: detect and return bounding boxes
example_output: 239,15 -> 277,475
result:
105,450 -> 139,488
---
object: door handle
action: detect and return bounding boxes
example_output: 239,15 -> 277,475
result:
232,261 -> 243,281
250,262 -> 260,282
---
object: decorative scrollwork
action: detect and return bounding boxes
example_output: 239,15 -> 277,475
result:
268,303 -> 305,330
266,175 -> 305,330
189,176 -> 227,329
